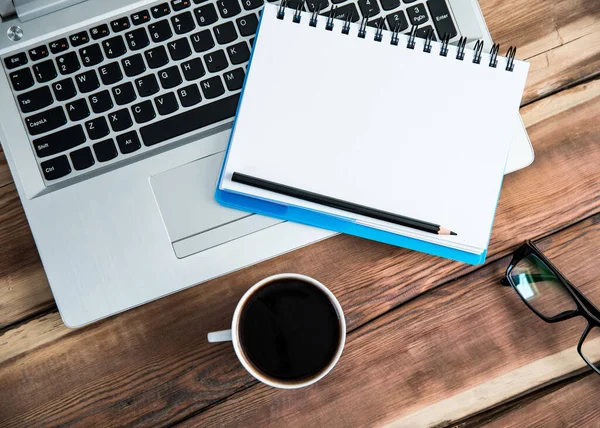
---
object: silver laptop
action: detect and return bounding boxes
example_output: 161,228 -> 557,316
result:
0,0 -> 533,327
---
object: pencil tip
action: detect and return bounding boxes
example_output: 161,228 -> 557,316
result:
450,231 -> 457,236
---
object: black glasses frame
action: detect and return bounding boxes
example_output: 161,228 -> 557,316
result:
503,240 -> 600,374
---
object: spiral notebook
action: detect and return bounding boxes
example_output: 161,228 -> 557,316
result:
215,3 -> 530,265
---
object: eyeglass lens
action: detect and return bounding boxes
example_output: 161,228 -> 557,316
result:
581,326 -> 600,372
510,253 -> 577,318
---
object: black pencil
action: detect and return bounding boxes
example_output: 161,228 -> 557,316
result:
231,172 -> 457,236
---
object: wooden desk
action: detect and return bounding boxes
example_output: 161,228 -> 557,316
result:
1,0 -> 599,426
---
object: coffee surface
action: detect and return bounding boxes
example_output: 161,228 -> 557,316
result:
239,279 -> 341,381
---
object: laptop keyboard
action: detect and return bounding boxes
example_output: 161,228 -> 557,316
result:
2,0 -> 458,185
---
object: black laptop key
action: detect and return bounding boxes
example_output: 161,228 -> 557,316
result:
181,58 -> 205,80
226,42 -> 250,65
132,100 -> 156,123
33,125 -> 85,158
17,86 -> 54,113
122,54 -> 147,77
177,84 -> 201,107
131,10 -> 151,25
110,17 -> 131,33
306,0 -> 328,12
331,0 -> 346,4
26,106 -> 67,136
416,25 -> 436,39
125,28 -> 150,51
5,52 -> 27,70
236,14 -> 258,37
224,67 -> 245,91
141,93 -> 238,146
41,155 -> 71,180
332,4 -> 360,22
103,36 -> 127,59
158,66 -> 183,89
200,75 -> 225,99
56,52 -> 81,75
168,38 -> 192,60
358,0 -> 379,18
217,0 -> 242,17
155,92 -> 179,115
109,109 -> 133,132
70,31 -> 90,47
99,62 -> 123,85
85,116 -> 110,139
171,11 -> 196,34
427,0 -> 457,38
78,44 -> 104,67
285,0 -> 304,9
70,147 -> 95,170
214,22 -> 237,45
149,20 -> 173,43
29,46 -> 49,61
49,38 -> 69,54
90,24 -> 110,40
407,3 -> 428,25
32,60 -> 58,83
136,74 -> 160,97
113,82 -> 137,105
195,3 -> 219,26
75,70 -> 100,93
172,0 -> 192,11
152,3 -> 171,18
9,68 -> 35,91
52,78 -> 77,101
190,29 -> 215,52
145,45 -> 170,69
386,10 -> 409,31
93,139 -> 118,162
66,99 -> 90,121
368,17 -> 385,28
204,50 -> 228,73
89,90 -> 114,114
117,131 -> 142,154
380,0 -> 400,10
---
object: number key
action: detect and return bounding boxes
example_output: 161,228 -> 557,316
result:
217,0 -> 242,18
380,0 -> 399,10
171,11 -> 196,34
32,60 -> 57,83
242,0 -> 263,10
102,36 -> 127,59
407,3 -> 429,25
148,20 -> 173,42
386,10 -> 408,32
125,28 -> 150,51
358,0 -> 379,18
56,52 -> 81,75
79,44 -> 104,67
195,3 -> 219,26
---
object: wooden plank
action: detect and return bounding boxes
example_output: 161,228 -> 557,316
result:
0,184 -> 53,329
186,214 -> 600,428
0,0 -> 599,326
0,74 -> 599,427
477,374 -> 600,427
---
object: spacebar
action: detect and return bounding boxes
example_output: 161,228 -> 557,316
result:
140,94 -> 240,147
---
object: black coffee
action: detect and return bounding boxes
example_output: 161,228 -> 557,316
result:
239,278 -> 341,381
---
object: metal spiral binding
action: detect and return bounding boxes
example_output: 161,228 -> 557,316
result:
277,0 -> 287,19
406,25 -> 418,49
309,2 -> 320,27
341,11 -> 353,34
489,43 -> 500,68
423,28 -> 434,53
292,1 -> 303,23
455,36 -> 467,60
325,7 -> 336,31
505,46 -> 516,71
473,40 -> 484,64
374,20 -> 384,42
390,23 -> 400,46
357,17 -> 368,38
440,33 -> 450,56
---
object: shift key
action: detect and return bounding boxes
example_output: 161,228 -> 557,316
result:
25,106 -> 67,136
33,125 -> 86,158
427,0 -> 457,39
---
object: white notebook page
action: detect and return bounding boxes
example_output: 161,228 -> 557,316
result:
221,4 -> 529,253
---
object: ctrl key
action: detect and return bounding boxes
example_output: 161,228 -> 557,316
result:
41,155 -> 71,180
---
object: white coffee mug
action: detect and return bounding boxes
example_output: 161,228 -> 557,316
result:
208,273 -> 346,389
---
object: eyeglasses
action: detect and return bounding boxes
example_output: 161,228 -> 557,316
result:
503,241 -> 600,375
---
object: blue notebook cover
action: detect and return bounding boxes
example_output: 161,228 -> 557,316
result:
212,5 -> 528,266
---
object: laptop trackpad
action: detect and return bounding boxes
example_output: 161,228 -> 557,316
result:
150,152 -> 283,258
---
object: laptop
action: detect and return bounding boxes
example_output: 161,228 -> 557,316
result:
0,0 -> 534,327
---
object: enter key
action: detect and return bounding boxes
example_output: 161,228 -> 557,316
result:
427,0 -> 457,39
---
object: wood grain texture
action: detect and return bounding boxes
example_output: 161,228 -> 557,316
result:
187,215 -> 600,428
480,374 -> 600,428
1,0 -> 600,326
1,64 -> 600,427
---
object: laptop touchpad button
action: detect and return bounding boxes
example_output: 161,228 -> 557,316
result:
150,152 -> 283,258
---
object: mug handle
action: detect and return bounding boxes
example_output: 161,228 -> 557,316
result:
207,329 -> 233,342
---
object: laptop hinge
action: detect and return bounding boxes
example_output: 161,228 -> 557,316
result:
13,0 -> 87,22
0,0 -> 16,19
